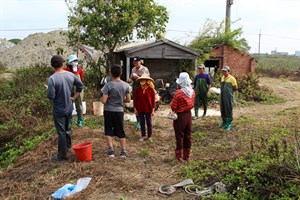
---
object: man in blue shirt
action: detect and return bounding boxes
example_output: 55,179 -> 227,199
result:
193,64 -> 211,119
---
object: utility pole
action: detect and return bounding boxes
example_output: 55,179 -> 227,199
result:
258,29 -> 261,54
225,0 -> 233,31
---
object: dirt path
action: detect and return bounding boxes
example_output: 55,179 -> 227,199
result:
235,77 -> 300,118
0,77 -> 299,200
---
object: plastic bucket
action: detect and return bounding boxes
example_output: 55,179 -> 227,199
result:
93,102 -> 103,116
72,142 -> 93,162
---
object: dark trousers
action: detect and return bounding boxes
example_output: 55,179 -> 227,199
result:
53,113 -> 72,159
138,112 -> 152,138
173,110 -> 192,150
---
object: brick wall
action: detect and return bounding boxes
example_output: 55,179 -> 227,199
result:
210,44 -> 255,76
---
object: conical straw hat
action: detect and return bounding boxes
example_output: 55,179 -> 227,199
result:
136,72 -> 153,82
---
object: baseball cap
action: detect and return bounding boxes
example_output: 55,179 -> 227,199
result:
222,66 -> 230,72
198,64 -> 205,69
51,55 -> 65,68
132,56 -> 141,62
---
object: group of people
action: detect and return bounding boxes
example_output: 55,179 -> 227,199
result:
47,54 -> 237,162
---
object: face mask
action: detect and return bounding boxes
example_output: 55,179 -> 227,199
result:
72,61 -> 78,67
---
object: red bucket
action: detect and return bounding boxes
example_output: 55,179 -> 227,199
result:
72,142 -> 93,162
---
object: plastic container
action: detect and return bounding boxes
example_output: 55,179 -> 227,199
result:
93,102 -> 103,116
72,142 -> 93,162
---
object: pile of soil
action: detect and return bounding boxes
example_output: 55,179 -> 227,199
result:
0,30 -> 84,69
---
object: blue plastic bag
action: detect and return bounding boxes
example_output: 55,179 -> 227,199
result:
51,177 -> 92,199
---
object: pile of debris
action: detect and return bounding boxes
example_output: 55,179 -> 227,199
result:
0,30 -> 84,69
0,39 -> 15,53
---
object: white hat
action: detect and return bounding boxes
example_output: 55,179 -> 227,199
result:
198,64 -> 205,69
68,54 -> 79,63
222,66 -> 230,71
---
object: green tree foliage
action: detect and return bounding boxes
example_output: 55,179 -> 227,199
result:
66,0 -> 169,68
189,19 -> 250,62
8,38 -> 21,45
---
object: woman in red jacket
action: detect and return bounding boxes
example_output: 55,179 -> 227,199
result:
134,73 -> 156,142
64,54 -> 84,127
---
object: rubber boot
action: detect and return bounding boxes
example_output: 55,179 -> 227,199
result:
183,149 -> 191,161
175,150 -> 183,162
193,108 -> 198,120
202,107 -> 207,118
77,116 -> 83,127
225,120 -> 232,131
136,116 -> 141,130
220,119 -> 227,128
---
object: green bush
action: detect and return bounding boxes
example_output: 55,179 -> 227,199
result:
236,73 -> 284,104
180,130 -> 300,199
0,65 -> 54,168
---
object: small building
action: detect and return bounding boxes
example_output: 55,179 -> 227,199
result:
204,44 -> 255,76
114,39 -> 199,83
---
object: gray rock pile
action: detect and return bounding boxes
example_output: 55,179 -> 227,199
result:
0,30 -> 84,69
0,39 -> 15,53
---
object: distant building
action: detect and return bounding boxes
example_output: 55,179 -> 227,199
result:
295,51 -> 300,57
271,49 -> 288,56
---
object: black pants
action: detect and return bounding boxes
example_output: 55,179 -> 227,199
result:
53,113 -> 72,159
138,112 -> 152,138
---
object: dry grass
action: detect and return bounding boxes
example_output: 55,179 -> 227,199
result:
0,77 -> 299,200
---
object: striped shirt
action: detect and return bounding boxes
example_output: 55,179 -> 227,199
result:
171,89 -> 195,113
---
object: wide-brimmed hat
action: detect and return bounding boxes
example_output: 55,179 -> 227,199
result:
136,72 -> 153,82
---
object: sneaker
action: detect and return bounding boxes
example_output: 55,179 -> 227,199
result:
107,149 -> 115,158
139,137 -> 146,141
120,150 -> 127,158
193,116 -> 198,120
147,137 -> 153,143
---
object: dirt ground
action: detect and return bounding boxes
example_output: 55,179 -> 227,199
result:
0,77 -> 299,200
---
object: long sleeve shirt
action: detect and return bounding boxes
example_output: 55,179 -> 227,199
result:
171,89 -> 195,113
134,86 -> 156,113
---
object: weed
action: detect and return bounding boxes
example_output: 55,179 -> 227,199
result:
139,148 -> 149,158
84,117 -> 104,129
193,131 -> 207,141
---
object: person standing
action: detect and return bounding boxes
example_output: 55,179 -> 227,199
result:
171,72 -> 195,162
220,66 -> 238,131
47,55 -> 84,161
128,56 -> 150,129
101,64 -> 131,158
64,54 -> 85,127
193,64 -> 211,119
134,73 -> 156,142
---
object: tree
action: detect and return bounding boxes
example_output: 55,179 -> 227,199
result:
66,0 -> 169,71
8,38 -> 21,45
189,19 -> 250,62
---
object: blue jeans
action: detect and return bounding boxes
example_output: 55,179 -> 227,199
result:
53,113 -> 72,159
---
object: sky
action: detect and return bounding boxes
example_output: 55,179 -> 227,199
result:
0,0 -> 300,55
